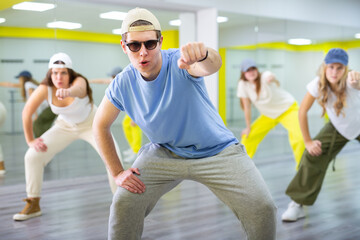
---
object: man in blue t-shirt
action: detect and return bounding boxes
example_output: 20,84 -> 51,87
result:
93,7 -> 276,240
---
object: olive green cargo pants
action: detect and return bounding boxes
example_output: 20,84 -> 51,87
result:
286,122 -> 360,205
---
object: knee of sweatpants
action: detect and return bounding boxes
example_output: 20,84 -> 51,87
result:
111,187 -> 145,217
24,148 -> 42,166
259,196 -> 277,218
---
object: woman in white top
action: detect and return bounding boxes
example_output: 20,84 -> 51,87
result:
237,59 -> 305,168
13,53 -> 120,221
282,48 -> 360,222
0,70 -> 57,138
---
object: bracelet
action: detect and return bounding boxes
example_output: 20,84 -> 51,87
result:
197,50 -> 208,62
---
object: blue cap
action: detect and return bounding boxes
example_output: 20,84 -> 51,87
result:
108,66 -> 123,77
15,70 -> 32,78
324,48 -> 348,66
241,59 -> 257,72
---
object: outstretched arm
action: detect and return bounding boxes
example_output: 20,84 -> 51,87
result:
177,42 -> 222,77
89,78 -> 112,84
55,76 -> 88,100
299,92 -> 322,156
93,96 -> 145,194
264,73 -> 280,86
0,82 -> 21,88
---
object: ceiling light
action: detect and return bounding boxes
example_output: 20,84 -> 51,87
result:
100,11 -> 127,20
355,33 -> 360,39
47,21 -> 82,30
169,19 -> 181,26
217,16 -> 228,23
0,18 -> 5,24
112,28 -> 122,35
12,2 -> 55,12
169,16 -> 229,26
288,38 -> 312,45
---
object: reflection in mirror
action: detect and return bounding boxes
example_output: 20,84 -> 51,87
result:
0,1 -> 184,187
221,13 -> 360,160
0,0 -> 359,184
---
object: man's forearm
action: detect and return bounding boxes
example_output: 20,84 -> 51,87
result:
94,127 -> 124,178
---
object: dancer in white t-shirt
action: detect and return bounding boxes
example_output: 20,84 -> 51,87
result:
237,59 -> 305,169
282,48 -> 360,222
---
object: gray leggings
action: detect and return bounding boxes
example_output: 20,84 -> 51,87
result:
109,143 -> 277,240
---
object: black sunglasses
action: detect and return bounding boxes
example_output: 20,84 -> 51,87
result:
125,39 -> 160,52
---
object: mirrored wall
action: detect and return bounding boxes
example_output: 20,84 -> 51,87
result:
0,1 -> 359,153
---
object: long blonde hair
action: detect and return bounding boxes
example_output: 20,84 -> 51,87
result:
239,68 -> 262,110
317,62 -> 348,117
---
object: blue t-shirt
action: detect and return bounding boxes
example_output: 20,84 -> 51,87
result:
106,49 -> 238,158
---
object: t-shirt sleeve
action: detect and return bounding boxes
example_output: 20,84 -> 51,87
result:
236,80 -> 248,98
306,77 -> 320,98
25,82 -> 37,91
105,76 -> 125,111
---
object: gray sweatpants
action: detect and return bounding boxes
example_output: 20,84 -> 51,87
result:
109,143 -> 277,240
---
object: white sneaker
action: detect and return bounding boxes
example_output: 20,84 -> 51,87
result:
123,152 -> 137,163
281,201 -> 305,222
13,211 -> 42,221
123,148 -> 133,156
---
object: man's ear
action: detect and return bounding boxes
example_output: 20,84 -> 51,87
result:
120,40 -> 127,54
158,36 -> 164,48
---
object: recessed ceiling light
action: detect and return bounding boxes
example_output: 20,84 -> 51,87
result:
12,2 -> 55,12
112,28 -> 122,35
169,16 -> 229,26
100,11 -> 127,21
0,18 -> 5,24
169,19 -> 181,27
355,33 -> 360,39
47,21 -> 82,30
288,38 -> 312,45
217,16 -> 228,23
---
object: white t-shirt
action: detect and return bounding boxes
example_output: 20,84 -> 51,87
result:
24,82 -> 49,113
237,71 -> 295,119
307,77 -> 360,140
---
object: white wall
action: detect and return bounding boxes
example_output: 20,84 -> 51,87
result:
0,38 -> 130,133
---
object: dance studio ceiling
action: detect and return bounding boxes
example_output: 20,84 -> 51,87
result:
1,0 -> 360,44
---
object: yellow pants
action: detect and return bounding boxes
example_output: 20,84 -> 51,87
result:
241,102 -> 305,169
122,114 -> 142,153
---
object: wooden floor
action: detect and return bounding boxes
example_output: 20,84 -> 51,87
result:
1,124 -> 360,240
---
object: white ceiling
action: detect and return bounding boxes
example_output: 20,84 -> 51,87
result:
1,0 -> 359,45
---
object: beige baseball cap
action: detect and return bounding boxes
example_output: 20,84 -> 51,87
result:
48,52 -> 72,69
120,7 -> 161,34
